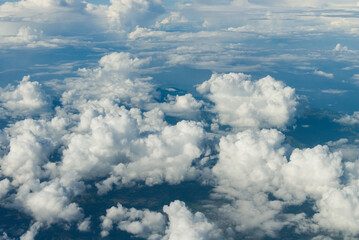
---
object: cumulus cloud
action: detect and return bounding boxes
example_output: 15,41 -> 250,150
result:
62,52 -> 153,108
209,126 -> 359,238
197,73 -> 297,129
163,200 -> 221,240
211,129 -> 293,236
280,145 -> 343,202
0,75 -> 51,118
334,111 -> 359,125
151,94 -> 203,119
100,200 -> 220,239
17,179 -> 83,224
333,43 -> 350,52
77,217 -> 91,232
106,0 -> 164,31
100,202 -> 166,239
95,117 -> 205,193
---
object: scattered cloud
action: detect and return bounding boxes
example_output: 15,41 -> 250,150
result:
100,202 -> 166,238
314,70 -> 334,79
100,200 -> 221,239
321,89 -> 347,94
335,111 -> 359,125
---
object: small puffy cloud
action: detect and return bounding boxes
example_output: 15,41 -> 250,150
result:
163,200 -> 221,240
0,76 -> 51,118
100,202 -> 166,239
20,222 -> 42,240
333,43 -> 349,52
151,94 -> 203,119
197,73 -> 297,129
314,70 -> 334,79
128,26 -> 166,40
334,111 -> 359,125
0,179 -> 10,199
77,217 -> 91,232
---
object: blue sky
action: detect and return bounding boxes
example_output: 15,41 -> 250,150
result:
0,0 -> 358,240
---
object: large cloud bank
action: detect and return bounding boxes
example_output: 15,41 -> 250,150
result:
0,52 -> 208,239
0,50 -> 358,240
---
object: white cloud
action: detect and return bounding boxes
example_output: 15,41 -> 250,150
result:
163,200 -> 221,240
334,111 -> 359,125
321,89 -> 347,94
333,43 -> 350,52
210,127 -> 359,237
0,75 -> 51,118
106,0 -> 164,31
0,179 -> 10,199
20,222 -> 42,240
62,52 -> 153,108
78,217 -> 91,232
280,145 -> 343,202
314,70 -> 334,79
0,26 -> 74,49
100,202 -> 166,239
17,180 -> 83,224
151,94 -> 203,119
95,118 -> 205,193
313,186 -> 359,235
211,129 -> 292,236
1,117 -> 67,186
128,26 -> 166,39
197,73 -> 297,129
100,200 -> 220,240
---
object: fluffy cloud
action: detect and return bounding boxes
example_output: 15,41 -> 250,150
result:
100,200 -> 220,240
280,145 -> 343,202
151,94 -> 203,119
95,117 -> 205,193
334,111 -> 359,125
211,129 -> 292,236
100,202 -> 166,239
62,52 -> 153,108
106,0 -> 164,31
0,75 -> 51,118
16,179 -> 83,225
197,73 -> 297,129
163,200 -> 221,240
210,128 -> 359,237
